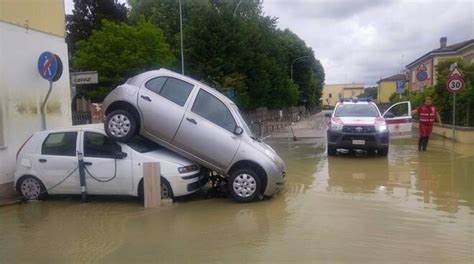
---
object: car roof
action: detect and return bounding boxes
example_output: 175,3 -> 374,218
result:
40,124 -> 105,134
128,68 -> 236,107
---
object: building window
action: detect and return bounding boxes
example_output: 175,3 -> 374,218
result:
0,102 -> 5,147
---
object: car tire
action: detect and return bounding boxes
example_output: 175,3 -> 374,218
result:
105,110 -> 137,142
17,176 -> 47,200
138,177 -> 174,201
228,168 -> 262,203
378,147 -> 389,156
327,145 -> 337,156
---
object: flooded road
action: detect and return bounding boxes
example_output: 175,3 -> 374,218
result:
1,135 -> 473,263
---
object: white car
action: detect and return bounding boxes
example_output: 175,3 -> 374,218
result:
14,125 -> 203,200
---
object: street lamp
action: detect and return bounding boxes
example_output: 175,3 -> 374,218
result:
179,0 -> 184,74
290,55 -> 310,81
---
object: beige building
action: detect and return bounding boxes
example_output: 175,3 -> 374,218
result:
0,1 -> 71,190
322,83 -> 365,106
377,74 -> 407,103
406,37 -> 474,91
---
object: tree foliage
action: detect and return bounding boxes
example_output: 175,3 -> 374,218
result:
73,19 -> 175,100
129,0 -> 325,110
66,0 -> 128,56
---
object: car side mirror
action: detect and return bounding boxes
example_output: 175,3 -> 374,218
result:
324,112 -> 332,118
234,126 -> 244,135
115,152 -> 127,159
384,112 -> 395,119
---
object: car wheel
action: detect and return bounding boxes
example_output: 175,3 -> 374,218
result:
327,145 -> 337,156
105,110 -> 137,142
378,147 -> 389,156
228,168 -> 262,203
17,176 -> 47,200
138,177 -> 174,201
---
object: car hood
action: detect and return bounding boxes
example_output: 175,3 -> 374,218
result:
138,148 -> 195,166
338,117 -> 377,126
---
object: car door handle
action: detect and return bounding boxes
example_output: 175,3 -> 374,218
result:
39,159 -> 47,163
140,95 -> 152,102
186,118 -> 197,125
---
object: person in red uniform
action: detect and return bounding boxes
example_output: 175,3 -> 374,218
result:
411,97 -> 442,151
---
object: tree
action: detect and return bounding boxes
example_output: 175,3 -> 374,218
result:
73,19 -> 175,101
66,0 -> 128,56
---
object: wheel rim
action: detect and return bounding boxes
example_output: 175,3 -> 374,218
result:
21,178 -> 41,199
161,183 -> 170,199
233,174 -> 257,198
108,114 -> 131,138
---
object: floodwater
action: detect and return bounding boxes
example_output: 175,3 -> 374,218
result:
1,135 -> 473,263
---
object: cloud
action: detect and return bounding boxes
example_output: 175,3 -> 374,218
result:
263,0 -> 474,85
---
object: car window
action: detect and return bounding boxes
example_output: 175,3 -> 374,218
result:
126,136 -> 162,153
334,104 -> 380,117
145,77 -> 167,94
84,132 -> 122,158
159,77 -> 193,106
42,132 -> 77,156
192,89 -> 236,132
385,103 -> 409,118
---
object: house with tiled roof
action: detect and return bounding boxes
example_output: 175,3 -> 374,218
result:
406,37 -> 474,91
377,73 -> 408,103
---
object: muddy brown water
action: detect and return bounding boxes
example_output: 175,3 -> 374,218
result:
1,135 -> 473,263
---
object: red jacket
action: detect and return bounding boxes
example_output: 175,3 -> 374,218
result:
417,105 -> 437,126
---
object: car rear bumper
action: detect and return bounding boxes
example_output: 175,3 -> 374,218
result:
327,130 -> 389,150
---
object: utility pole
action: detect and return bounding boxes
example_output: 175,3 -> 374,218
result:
179,0 -> 184,75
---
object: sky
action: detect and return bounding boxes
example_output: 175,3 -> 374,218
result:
65,0 -> 474,86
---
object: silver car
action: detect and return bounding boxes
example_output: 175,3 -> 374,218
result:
102,69 -> 286,202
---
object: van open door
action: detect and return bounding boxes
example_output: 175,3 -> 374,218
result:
383,101 -> 412,138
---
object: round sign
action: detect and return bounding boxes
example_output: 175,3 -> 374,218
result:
416,70 -> 428,82
446,76 -> 465,93
37,51 -> 63,82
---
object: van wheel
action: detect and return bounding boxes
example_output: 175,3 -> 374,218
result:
228,168 -> 261,203
327,145 -> 337,156
105,110 -> 137,142
17,176 -> 47,200
138,177 -> 174,200
378,147 -> 389,156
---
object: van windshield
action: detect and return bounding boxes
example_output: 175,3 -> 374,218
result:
334,104 -> 380,117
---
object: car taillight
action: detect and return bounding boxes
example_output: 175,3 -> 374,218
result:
16,135 -> 33,160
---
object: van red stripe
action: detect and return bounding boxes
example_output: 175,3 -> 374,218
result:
385,118 -> 411,124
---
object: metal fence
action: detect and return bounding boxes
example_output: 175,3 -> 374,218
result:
72,112 -> 91,125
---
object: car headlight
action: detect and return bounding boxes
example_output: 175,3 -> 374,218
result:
377,124 -> 387,132
178,165 -> 199,174
330,123 -> 343,131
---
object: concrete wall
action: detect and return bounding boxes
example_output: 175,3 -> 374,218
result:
0,21 -> 72,184
0,0 -> 65,37
377,80 -> 396,103
413,122 -> 474,144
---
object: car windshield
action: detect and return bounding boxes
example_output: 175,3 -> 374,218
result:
334,104 -> 380,117
126,136 -> 162,153
230,104 -> 254,138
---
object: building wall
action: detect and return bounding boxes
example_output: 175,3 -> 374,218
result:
408,58 -> 433,91
0,21 -> 72,184
0,0 -> 65,37
377,81 -> 396,103
322,84 -> 364,106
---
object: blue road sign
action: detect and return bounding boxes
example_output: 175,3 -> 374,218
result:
37,51 -> 58,81
396,80 -> 405,94
416,71 -> 427,82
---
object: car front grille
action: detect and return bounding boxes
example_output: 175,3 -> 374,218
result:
342,135 -> 376,141
342,125 -> 376,133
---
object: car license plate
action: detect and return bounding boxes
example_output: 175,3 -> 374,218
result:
352,140 -> 365,145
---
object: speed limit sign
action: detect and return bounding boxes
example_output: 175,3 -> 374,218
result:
447,76 -> 464,93
446,66 -> 464,94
